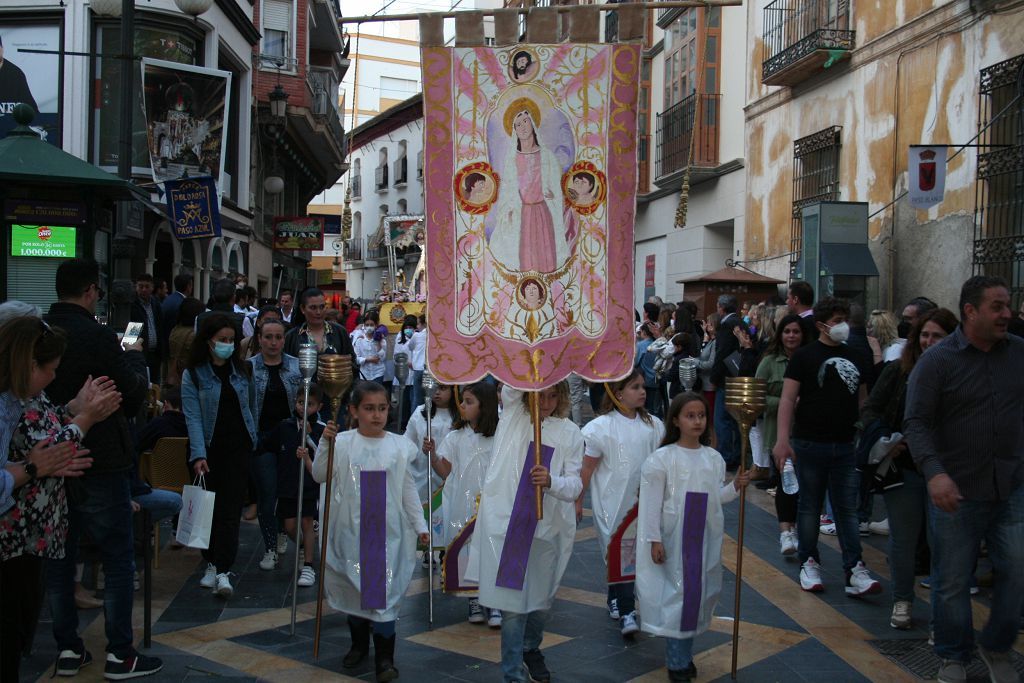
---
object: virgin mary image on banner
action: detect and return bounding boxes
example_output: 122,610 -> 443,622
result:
423,43 -> 640,390
487,96 -> 571,274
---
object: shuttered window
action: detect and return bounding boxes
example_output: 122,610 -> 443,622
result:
8,257 -> 61,313
263,0 -> 293,63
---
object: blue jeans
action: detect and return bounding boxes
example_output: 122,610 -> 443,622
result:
881,469 -> 927,603
792,439 -> 862,571
500,610 -> 546,682
714,388 -> 739,466
47,472 -> 136,657
133,488 -> 182,525
251,448 -> 278,552
929,484 -> 1024,662
665,636 -> 694,670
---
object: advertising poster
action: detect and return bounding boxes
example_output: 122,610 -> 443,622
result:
273,216 -> 325,251
141,58 -> 230,186
422,43 -> 641,390
10,224 -> 77,258
0,24 -> 61,145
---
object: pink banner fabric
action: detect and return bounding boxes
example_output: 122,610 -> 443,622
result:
423,44 -> 641,390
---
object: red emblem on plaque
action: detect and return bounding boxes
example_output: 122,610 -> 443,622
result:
918,149 -> 937,192
38,226 -> 52,241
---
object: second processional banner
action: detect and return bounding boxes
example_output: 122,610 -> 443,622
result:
423,43 -> 641,390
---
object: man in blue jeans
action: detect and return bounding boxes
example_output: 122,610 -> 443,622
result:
904,276 -> 1024,683
710,294 -> 742,469
773,296 -> 882,598
44,259 -> 163,679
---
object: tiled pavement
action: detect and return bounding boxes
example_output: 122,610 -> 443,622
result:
21,485 -> 1012,682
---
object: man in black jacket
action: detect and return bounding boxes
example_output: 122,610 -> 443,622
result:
44,259 -> 162,679
710,294 -> 742,469
129,273 -> 163,384
160,273 -> 193,353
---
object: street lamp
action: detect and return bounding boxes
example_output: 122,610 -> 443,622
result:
269,85 -> 289,119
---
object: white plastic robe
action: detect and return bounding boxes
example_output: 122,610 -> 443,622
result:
312,431 -> 428,622
636,444 -> 738,639
403,407 -> 453,503
466,386 -> 583,613
438,426 -> 495,547
581,412 -> 664,562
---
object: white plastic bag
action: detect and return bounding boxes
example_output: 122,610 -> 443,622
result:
176,475 -> 215,549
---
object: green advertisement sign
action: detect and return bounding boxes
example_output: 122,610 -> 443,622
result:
10,224 -> 77,258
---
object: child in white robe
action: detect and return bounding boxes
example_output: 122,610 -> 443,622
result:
579,368 -> 664,636
467,382 -> 583,683
404,384 -> 456,563
314,381 -> 429,681
425,381 -> 500,626
636,392 -> 749,682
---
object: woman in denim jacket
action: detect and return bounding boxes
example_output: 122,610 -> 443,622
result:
248,319 -> 301,570
182,313 -> 257,599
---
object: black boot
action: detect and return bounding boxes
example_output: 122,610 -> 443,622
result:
373,633 -> 399,682
343,617 -> 371,668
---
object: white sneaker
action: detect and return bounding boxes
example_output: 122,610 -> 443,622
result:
608,597 -> 620,620
936,659 -> 967,683
890,600 -> 912,630
620,611 -> 640,636
779,530 -> 798,556
297,565 -> 315,587
259,550 -> 278,571
200,563 -> 216,589
820,521 -> 837,535
487,609 -> 502,628
468,598 -> 485,623
800,558 -> 824,592
845,562 -> 882,597
868,519 -> 890,536
858,522 -> 871,536
276,532 -> 288,554
214,573 -> 233,598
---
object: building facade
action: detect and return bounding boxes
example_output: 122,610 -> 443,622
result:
251,0 -> 349,298
1,0 -> 260,318
743,0 -> 1024,310
632,3 -> 748,311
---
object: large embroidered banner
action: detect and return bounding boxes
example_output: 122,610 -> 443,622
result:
423,43 -> 641,390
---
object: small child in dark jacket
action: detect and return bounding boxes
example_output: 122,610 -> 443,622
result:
262,385 -> 325,588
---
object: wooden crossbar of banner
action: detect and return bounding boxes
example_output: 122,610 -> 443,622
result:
339,1 -> 742,25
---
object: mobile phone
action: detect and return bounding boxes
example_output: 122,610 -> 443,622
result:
122,322 -> 144,347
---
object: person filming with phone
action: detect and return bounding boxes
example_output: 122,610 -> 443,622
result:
42,259 -> 163,679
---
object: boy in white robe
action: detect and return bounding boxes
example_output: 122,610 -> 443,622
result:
467,383 -> 583,683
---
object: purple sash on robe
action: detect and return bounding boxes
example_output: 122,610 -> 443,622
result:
680,491 -> 709,631
360,470 -> 387,610
494,442 -> 555,590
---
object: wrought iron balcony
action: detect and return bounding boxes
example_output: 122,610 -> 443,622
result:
655,93 -> 720,182
762,0 -> 854,87
351,174 -> 361,199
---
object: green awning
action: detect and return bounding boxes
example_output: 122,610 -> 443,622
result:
821,243 -> 879,277
0,105 -> 146,201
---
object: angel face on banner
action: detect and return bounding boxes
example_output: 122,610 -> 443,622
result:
485,95 -> 575,275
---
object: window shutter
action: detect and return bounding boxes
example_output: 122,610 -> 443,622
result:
264,0 -> 291,32
8,257 -> 61,313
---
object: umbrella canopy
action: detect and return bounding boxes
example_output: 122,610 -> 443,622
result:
0,104 -> 147,201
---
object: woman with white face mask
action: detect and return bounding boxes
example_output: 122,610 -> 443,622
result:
181,313 -> 258,600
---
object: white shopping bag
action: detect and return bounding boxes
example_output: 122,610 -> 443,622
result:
176,475 -> 216,549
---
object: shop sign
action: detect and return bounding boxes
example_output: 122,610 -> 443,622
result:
4,199 -> 87,225
273,216 -> 324,251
